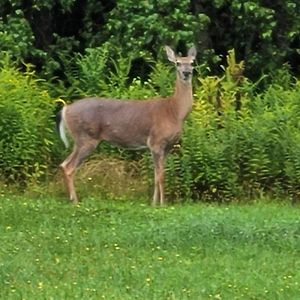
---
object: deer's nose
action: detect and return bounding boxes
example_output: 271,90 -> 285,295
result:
183,71 -> 191,79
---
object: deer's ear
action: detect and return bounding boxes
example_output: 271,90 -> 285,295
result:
188,46 -> 197,60
165,46 -> 176,63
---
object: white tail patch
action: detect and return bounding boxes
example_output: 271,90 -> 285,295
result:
59,106 -> 70,149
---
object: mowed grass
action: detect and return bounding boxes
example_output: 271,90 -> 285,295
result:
0,196 -> 299,299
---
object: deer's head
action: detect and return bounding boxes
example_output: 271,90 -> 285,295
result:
165,46 -> 197,83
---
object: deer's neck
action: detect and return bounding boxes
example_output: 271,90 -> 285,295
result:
172,77 -> 193,121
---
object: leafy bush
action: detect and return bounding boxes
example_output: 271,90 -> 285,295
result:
49,45 -> 157,100
0,56 -> 56,183
1,0 -> 300,83
163,53 -> 300,201
0,10 -> 36,61
104,0 -> 205,54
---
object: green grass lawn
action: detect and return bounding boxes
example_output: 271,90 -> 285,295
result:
0,196 -> 299,299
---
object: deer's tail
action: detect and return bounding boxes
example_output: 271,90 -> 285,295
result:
56,106 -> 70,149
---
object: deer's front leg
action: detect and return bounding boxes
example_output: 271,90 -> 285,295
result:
151,149 -> 166,206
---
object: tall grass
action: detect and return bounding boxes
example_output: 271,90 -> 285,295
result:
0,55 -> 56,183
0,196 -> 299,299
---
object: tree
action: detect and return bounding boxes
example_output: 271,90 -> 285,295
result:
0,0 -> 299,80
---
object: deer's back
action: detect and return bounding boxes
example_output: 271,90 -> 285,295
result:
64,97 -> 180,148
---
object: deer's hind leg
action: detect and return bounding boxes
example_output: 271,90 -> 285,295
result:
60,139 -> 99,203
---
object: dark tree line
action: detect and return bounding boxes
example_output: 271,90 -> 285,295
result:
0,0 -> 299,80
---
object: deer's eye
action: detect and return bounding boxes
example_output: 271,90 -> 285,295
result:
176,61 -> 182,67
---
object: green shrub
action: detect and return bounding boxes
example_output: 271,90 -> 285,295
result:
0,57 -> 56,183
49,44 -> 157,100
163,52 -> 300,201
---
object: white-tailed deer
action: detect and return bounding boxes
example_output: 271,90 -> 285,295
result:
57,45 -> 196,205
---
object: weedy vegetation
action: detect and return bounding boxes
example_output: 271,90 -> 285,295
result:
1,48 -> 300,203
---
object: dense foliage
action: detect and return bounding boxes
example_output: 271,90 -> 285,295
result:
1,46 -> 300,201
167,61 -> 300,200
0,0 -> 299,81
0,1 -> 300,201
0,57 -> 55,182
58,48 -> 300,201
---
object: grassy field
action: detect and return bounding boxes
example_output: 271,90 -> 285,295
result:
0,196 -> 299,299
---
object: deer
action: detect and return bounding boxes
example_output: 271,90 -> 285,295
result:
56,45 -> 197,205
